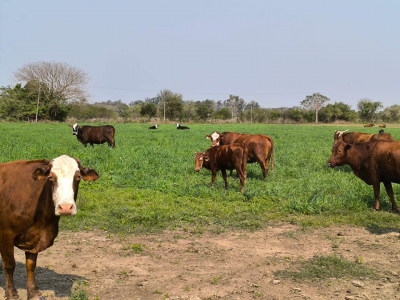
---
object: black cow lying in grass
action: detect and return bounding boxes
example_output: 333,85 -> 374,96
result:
177,123 -> 190,130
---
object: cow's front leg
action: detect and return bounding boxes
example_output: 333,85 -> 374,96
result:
0,239 -> 19,300
26,252 -> 44,300
221,169 -> 228,189
372,182 -> 380,211
383,181 -> 399,213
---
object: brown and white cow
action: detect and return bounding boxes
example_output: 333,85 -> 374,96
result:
205,131 -> 274,181
0,155 -> 99,300
69,123 -> 115,148
194,144 -> 245,192
333,130 -> 394,144
327,140 -> 400,212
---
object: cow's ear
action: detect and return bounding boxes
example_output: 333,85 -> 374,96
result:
344,144 -> 352,151
219,133 -> 224,138
69,125 -> 73,128
80,167 -> 99,182
32,164 -> 51,180
204,155 -> 210,161
79,126 -> 83,129
205,135 -> 211,140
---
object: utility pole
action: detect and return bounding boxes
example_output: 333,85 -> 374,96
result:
250,105 -> 253,124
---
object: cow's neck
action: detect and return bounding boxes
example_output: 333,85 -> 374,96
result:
345,146 -> 366,176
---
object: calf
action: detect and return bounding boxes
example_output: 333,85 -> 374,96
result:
363,123 -> 375,127
176,123 -> 190,130
333,130 -> 394,143
69,123 -> 115,148
205,131 -> 274,181
194,144 -> 245,192
0,155 -> 99,300
379,124 -> 386,128
327,140 -> 400,212
149,124 -> 158,129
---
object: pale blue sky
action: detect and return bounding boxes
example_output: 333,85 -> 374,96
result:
1,0 -> 399,108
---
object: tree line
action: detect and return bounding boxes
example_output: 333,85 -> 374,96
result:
1,61 -> 399,123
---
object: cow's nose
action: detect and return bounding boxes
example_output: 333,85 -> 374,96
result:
57,203 -> 75,215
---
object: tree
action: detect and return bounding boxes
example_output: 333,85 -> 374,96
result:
319,102 -> 357,123
14,61 -> 89,121
383,105 -> 400,123
301,93 -> 330,124
140,102 -> 157,119
214,107 -> 231,120
357,98 -> 383,122
158,89 -> 183,120
226,95 -> 245,119
195,100 -> 215,121
0,84 -> 37,121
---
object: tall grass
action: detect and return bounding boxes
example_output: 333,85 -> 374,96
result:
1,123 -> 400,233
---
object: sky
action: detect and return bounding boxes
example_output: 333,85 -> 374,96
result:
0,0 -> 399,109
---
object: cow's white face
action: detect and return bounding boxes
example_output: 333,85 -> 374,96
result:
176,123 -> 180,128
72,123 -> 79,135
155,125 -> 158,129
210,132 -> 220,146
50,155 -> 80,216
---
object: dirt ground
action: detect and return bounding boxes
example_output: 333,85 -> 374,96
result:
1,224 -> 400,300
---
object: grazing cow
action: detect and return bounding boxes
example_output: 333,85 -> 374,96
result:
379,124 -> 387,128
363,123 -> 375,127
0,155 -> 99,300
194,144 -> 245,192
327,140 -> 400,212
333,130 -> 394,143
69,123 -> 115,148
176,123 -> 190,130
149,124 -> 158,129
205,131 -> 274,181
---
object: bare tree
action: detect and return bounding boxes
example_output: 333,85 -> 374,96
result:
14,61 -> 89,121
301,93 -> 330,124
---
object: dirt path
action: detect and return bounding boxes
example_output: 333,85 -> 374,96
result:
1,225 -> 400,300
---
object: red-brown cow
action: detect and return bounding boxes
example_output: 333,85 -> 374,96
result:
333,130 -> 394,143
194,144 -> 245,192
205,131 -> 274,181
363,123 -> 375,127
0,155 -> 99,300
327,140 -> 400,212
69,123 -> 115,148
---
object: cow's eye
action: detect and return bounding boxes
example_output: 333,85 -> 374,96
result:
48,176 -> 56,182
75,175 -> 81,181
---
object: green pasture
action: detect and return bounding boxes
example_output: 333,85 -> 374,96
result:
1,123 -> 400,233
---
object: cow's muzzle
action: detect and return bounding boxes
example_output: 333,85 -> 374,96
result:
56,203 -> 76,216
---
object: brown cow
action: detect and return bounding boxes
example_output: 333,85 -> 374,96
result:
0,155 -> 99,300
379,124 -> 387,128
194,144 -> 245,192
363,123 -> 375,127
205,131 -> 274,181
69,123 -> 115,148
327,140 -> 400,212
333,130 -> 394,144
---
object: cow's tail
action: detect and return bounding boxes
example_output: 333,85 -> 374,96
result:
112,127 -> 116,148
265,136 -> 274,176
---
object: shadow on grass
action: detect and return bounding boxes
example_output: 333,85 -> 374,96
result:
365,227 -> 400,235
0,260 -> 86,298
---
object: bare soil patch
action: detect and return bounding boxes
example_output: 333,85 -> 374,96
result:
1,225 -> 400,300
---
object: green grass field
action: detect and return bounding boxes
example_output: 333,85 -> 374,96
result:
1,123 -> 400,233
